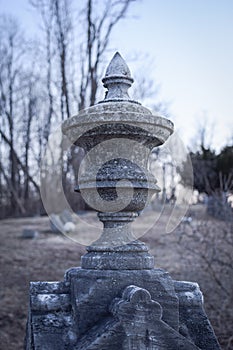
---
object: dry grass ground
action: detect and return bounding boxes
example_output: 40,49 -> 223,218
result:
0,205 -> 232,349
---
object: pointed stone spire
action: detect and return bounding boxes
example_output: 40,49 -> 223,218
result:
101,52 -> 137,103
105,52 -> 132,78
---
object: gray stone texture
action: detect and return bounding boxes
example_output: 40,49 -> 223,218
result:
26,268 -> 220,349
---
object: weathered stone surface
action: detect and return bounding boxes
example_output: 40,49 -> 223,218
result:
65,267 -> 179,337
62,104 -> 174,151
31,294 -> 70,312
30,281 -> 70,294
26,270 -> 220,349
82,237 -> 155,270
74,318 -> 123,350
175,281 -> 221,350
29,313 -> 73,350
112,285 -> 200,350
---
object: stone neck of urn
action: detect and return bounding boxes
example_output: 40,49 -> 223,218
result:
62,52 -> 174,270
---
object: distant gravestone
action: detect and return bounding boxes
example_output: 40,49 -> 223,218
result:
22,229 -> 38,239
50,210 -> 75,234
60,209 -> 73,223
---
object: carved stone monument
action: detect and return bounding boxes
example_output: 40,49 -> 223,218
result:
25,53 -> 220,349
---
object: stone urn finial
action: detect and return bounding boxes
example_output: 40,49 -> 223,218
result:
26,52 -> 221,350
62,52 -> 174,270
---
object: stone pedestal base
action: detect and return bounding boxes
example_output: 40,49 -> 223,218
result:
25,267 -> 220,349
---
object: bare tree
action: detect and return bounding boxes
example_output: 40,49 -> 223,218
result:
0,0 -> 138,216
30,0 -> 55,141
0,16 -> 25,213
53,0 -> 72,120
78,0 -> 136,109
175,219 -> 233,349
0,16 -> 42,215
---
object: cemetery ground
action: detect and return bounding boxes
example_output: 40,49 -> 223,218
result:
0,204 -> 232,350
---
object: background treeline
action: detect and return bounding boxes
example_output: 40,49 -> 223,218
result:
0,0 -> 232,219
178,136 -> 233,220
0,0 -> 140,218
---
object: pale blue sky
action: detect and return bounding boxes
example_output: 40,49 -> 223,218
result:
1,0 -> 233,150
